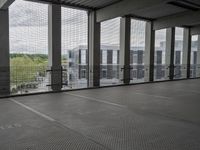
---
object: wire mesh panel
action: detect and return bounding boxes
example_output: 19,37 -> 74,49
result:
130,19 -> 146,83
154,29 -> 168,81
9,0 -> 49,95
190,35 -> 200,78
61,7 -> 88,89
100,17 -> 121,86
174,27 -> 186,79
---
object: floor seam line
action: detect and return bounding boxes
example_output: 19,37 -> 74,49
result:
9,98 -> 111,150
9,98 -> 56,122
63,92 -> 126,108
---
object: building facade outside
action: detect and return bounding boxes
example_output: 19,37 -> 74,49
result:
68,40 -> 199,87
9,40 -> 200,94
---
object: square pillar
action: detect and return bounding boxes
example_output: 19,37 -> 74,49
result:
182,28 -> 191,78
144,22 -> 155,82
0,9 -> 10,95
120,16 -> 131,84
88,11 -> 100,87
182,28 -> 191,79
165,27 -> 175,80
48,4 -> 62,91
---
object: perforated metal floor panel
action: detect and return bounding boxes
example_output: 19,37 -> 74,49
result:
1,79 -> 200,150
0,101 -> 108,150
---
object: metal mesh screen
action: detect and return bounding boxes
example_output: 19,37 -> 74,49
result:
61,7 -> 88,89
190,35 -> 200,78
130,19 -> 146,83
174,27 -> 185,79
154,29 -> 167,81
9,0 -> 49,94
100,17 -> 121,86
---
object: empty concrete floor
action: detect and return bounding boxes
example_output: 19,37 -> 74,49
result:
1,79 -> 200,150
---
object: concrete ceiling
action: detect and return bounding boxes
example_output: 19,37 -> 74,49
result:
132,3 -> 187,20
33,0 -> 122,9
30,0 -> 200,29
96,0 -> 200,29
132,0 -> 200,20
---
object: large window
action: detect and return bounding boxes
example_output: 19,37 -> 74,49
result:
190,35 -> 199,78
9,0 -> 48,94
61,7 -> 88,89
100,17 -> 120,86
130,19 -> 146,83
154,29 -> 167,81
174,27 -> 184,79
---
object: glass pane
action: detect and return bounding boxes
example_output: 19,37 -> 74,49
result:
61,7 -> 88,89
100,17 -> 121,86
154,29 -> 168,81
130,19 -> 146,83
9,0 -> 49,95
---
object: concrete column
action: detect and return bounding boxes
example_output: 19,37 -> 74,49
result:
88,11 -> 100,87
48,4 -> 62,91
144,22 -> 155,82
0,9 -> 10,95
119,16 -> 131,84
165,27 -> 175,80
196,35 -> 200,77
182,28 -> 191,78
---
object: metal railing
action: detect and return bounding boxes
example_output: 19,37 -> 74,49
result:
10,65 -> 89,94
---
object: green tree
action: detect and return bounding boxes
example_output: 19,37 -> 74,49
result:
10,54 -> 48,87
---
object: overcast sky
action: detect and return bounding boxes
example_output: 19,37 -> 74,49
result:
9,0 -> 185,54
